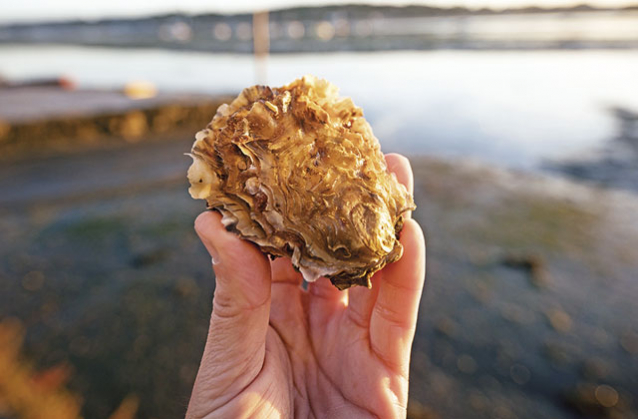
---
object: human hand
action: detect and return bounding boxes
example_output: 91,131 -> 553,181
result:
186,154 -> 426,419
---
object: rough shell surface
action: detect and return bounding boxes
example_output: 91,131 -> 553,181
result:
187,75 -> 415,290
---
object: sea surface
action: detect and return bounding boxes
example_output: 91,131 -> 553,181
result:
1,45 -> 638,170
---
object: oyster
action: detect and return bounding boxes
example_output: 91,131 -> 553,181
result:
187,75 -> 415,290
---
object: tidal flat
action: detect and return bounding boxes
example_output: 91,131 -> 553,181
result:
1,139 -> 637,418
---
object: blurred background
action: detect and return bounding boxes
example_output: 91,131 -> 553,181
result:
1,0 -> 637,418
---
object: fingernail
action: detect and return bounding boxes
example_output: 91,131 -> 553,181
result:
212,255 -> 220,265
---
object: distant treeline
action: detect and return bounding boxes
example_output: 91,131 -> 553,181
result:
3,3 -> 638,27
1,3 -> 637,52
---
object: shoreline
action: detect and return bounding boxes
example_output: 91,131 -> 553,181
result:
3,85 -> 637,198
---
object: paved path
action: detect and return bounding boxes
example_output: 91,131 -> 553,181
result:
0,86 -> 215,123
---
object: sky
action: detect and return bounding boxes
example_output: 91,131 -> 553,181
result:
0,0 -> 635,23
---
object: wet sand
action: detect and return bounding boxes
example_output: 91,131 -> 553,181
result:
0,139 -> 637,418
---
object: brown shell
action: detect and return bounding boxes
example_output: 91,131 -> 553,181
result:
187,75 -> 415,290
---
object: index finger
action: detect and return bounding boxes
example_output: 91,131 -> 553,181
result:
369,219 -> 426,374
385,153 -> 414,195
385,153 -> 414,219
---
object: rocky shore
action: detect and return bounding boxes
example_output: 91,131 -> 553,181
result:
1,122 -> 637,418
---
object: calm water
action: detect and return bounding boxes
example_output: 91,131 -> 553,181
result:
1,45 -> 638,170
372,10 -> 638,42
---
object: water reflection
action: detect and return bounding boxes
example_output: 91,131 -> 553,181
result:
1,46 -> 638,171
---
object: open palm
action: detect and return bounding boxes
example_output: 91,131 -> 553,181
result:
186,154 -> 426,419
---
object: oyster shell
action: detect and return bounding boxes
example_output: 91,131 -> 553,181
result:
187,75 -> 415,290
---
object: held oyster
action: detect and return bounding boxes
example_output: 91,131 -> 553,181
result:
187,75 -> 415,290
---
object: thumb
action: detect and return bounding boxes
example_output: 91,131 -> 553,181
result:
192,211 -> 271,399
195,211 -> 271,319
